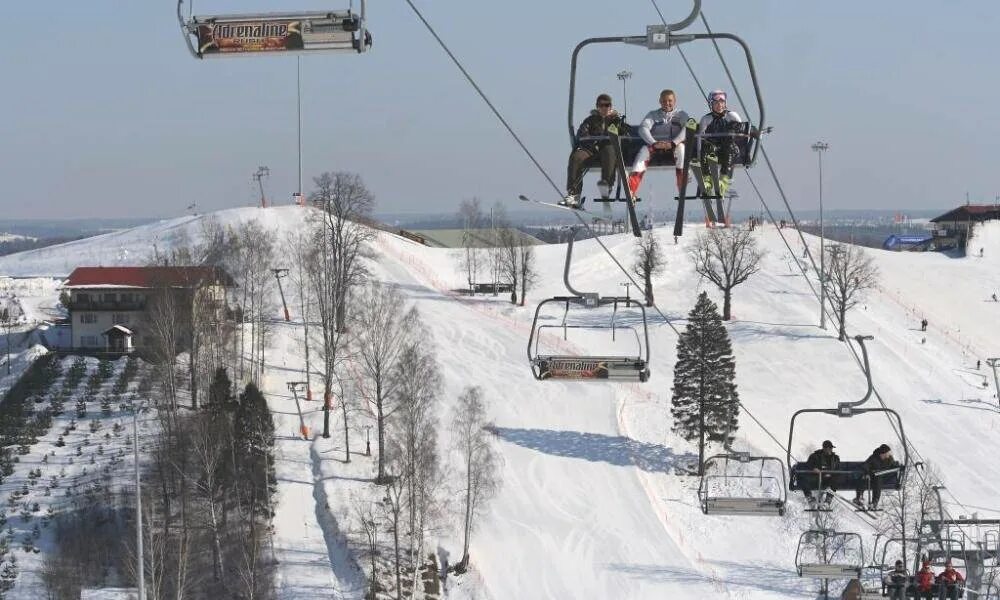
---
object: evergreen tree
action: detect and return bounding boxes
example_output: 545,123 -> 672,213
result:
206,367 -> 234,413
234,382 -> 276,517
671,291 -> 739,475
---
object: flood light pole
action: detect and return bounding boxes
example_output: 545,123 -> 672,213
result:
616,70 -> 632,116
132,401 -> 145,600
987,358 -> 1000,409
812,141 -> 829,330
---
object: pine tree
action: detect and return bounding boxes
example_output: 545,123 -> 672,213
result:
206,367 -> 234,413
671,291 -> 739,475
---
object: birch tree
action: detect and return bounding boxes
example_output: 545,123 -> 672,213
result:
355,283 -> 418,483
450,386 -> 501,571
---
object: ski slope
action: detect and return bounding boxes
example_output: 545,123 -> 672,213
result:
2,206 -> 998,599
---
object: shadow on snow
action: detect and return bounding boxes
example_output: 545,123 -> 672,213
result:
492,427 -> 695,473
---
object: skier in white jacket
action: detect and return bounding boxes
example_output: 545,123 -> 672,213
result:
627,89 -> 690,198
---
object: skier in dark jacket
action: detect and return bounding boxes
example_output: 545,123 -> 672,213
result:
853,444 -> 900,510
802,440 -> 840,508
564,93 -> 623,207
883,560 -> 908,600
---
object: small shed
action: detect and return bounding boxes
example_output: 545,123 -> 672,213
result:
102,325 -> 134,354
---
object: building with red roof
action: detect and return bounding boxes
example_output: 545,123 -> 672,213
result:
63,266 -> 235,352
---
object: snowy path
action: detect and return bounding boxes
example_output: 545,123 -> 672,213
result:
265,321 -> 364,600
368,234 -> 723,598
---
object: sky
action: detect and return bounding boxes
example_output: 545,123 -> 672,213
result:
1,0 -> 998,220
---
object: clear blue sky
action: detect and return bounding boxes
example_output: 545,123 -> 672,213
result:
1,1 -> 997,219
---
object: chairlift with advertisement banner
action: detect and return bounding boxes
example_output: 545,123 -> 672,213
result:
527,227 -> 650,382
177,0 -> 372,59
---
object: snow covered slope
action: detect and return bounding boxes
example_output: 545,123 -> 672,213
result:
3,206 -> 998,599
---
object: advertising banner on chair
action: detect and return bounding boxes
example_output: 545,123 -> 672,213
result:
194,15 -> 356,56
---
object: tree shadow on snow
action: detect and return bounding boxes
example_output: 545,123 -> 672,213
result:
920,397 -> 999,414
492,427 -> 695,473
607,559 -> 807,595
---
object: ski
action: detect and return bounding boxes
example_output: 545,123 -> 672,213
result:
607,131 -> 642,237
518,195 -> 613,221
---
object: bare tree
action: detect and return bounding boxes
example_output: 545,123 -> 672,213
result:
381,444 -> 407,600
517,244 -> 538,307
632,232 -> 666,307
146,288 -> 181,409
388,342 -> 442,595
450,386 -> 501,571
310,171 -> 375,333
354,282 -> 418,483
302,216 -> 347,441
688,228 -> 764,320
825,243 -> 879,341
458,198 -> 485,291
497,225 -> 538,306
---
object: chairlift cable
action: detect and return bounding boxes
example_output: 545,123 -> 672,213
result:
400,0 -> 681,336
699,11 -> 987,554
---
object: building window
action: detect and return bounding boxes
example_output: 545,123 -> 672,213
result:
112,313 -> 130,325
102,293 -> 117,303
80,335 -> 98,347
120,293 -> 135,304
76,293 -> 90,303
79,313 -> 97,324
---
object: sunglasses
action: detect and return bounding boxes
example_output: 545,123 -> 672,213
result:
711,96 -> 726,103
597,102 -> 612,108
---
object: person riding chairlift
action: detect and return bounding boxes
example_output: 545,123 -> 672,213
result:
696,89 -> 744,199
803,440 -> 840,509
563,93 -> 623,208
936,560 -> 965,600
853,443 -> 900,511
883,560 -> 908,600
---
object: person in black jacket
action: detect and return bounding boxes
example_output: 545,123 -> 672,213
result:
853,444 -> 900,510
564,93 -> 623,207
883,559 -> 909,600
802,440 -> 840,508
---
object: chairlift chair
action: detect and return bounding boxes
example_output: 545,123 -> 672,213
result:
697,397 -> 787,516
177,0 -> 372,59
787,336 -> 909,506
795,529 -> 865,579
566,0 -> 765,236
527,228 -> 650,382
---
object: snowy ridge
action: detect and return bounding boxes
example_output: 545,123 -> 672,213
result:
1,206 -> 997,599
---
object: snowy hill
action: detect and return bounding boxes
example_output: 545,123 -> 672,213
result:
1,206 -> 998,599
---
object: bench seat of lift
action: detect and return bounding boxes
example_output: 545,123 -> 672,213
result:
798,563 -> 861,579
703,496 -> 785,516
534,355 -> 648,382
576,124 -> 755,171
789,462 -> 904,491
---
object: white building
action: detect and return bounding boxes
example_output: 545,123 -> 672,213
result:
63,266 -> 235,352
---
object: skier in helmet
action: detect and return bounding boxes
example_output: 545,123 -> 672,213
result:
695,89 -> 744,200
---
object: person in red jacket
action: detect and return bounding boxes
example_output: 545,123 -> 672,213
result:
915,560 -> 936,600
936,560 -> 965,600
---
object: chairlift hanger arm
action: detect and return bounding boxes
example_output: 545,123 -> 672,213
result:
177,0 -> 200,59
